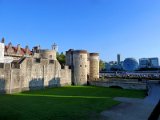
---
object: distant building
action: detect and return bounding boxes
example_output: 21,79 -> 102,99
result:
139,57 -> 159,68
123,58 -> 138,71
139,58 -> 149,68
104,54 -> 123,71
105,62 -> 113,71
149,58 -> 159,68
117,54 -> 120,65
105,61 -> 123,71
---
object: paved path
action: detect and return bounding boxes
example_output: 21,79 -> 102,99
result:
101,84 -> 160,120
145,83 -> 160,105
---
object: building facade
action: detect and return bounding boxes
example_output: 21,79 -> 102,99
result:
139,58 -> 159,68
139,58 -> 149,68
149,58 -> 159,68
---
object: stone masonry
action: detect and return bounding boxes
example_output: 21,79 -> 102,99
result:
0,57 -> 71,94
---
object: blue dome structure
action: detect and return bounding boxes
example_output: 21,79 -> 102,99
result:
123,58 -> 138,71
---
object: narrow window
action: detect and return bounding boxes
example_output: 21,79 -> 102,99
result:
49,55 -> 52,58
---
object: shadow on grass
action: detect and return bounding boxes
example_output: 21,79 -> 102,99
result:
20,86 -> 146,99
14,93 -> 111,99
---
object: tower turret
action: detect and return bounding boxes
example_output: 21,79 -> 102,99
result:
89,53 -> 99,80
72,50 -> 88,85
52,43 -> 58,51
40,49 -> 57,60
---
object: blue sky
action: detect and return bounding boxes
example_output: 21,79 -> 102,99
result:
0,0 -> 160,62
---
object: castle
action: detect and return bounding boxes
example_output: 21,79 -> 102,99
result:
0,38 -> 99,94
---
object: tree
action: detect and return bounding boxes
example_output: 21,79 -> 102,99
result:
57,52 -> 66,67
99,59 -> 105,71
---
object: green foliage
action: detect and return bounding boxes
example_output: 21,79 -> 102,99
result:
57,52 -> 66,66
0,86 -> 145,120
99,60 -> 105,71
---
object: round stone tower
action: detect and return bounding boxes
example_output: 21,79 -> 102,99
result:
40,49 -> 57,60
72,50 -> 88,85
89,53 -> 99,80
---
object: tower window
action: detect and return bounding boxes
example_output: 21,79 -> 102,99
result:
35,58 -> 40,63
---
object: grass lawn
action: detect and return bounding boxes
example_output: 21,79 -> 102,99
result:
0,86 -> 146,120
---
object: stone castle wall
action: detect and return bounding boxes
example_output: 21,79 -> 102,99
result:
88,80 -> 147,90
0,57 -> 71,94
60,66 -> 71,86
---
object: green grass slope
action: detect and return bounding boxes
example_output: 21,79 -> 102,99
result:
0,86 -> 146,120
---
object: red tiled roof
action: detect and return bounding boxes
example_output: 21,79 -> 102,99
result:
5,45 -> 32,55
